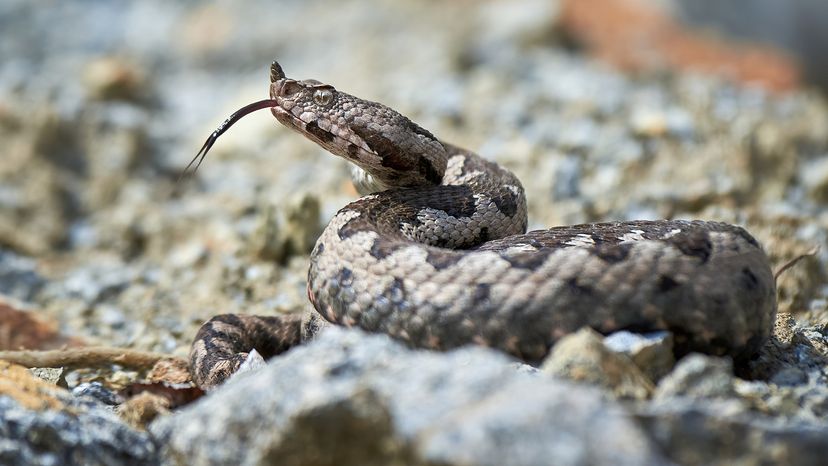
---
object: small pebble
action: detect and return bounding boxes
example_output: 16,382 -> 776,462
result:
72,381 -> 123,406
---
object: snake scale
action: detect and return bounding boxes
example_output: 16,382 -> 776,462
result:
188,62 -> 777,389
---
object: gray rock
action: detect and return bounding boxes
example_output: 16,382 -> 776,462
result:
769,367 -> 808,386
747,314 -> 828,382
28,368 -> 66,388
476,0 -> 560,49
151,328 -> 667,466
635,398 -> 828,466
224,348 -> 267,387
249,193 -> 322,264
56,264 -> 135,304
801,157 -> 828,204
72,381 -> 123,406
0,395 -> 157,466
552,154 -> 582,200
0,249 -> 45,302
655,354 -> 736,400
796,326 -> 828,358
542,327 -> 654,400
734,375 -> 828,421
604,330 -> 675,382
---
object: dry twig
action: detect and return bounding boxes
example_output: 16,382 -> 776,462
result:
0,346 -> 182,370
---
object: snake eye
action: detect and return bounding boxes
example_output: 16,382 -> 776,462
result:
313,89 -> 333,106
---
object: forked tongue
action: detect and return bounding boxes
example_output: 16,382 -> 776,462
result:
179,98 -> 279,181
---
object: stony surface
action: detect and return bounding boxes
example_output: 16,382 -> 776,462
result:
0,362 -> 157,466
0,251 -> 45,302
542,328 -> 654,400
635,399 -> 828,466
72,382 -> 123,406
1,0 -> 828,464
151,328 -> 667,466
29,367 -> 67,387
654,354 -> 737,400
604,330 -> 675,382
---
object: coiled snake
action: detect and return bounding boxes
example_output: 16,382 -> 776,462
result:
187,62 -> 776,389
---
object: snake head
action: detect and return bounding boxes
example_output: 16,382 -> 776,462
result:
269,64 -> 448,189
187,62 -> 449,190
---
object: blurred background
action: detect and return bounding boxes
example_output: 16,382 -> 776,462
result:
1,0 -> 827,358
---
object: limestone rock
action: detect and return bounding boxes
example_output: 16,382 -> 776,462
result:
0,361 -> 157,465
655,354 -> 736,400
635,398 -> 828,466
151,328 -> 666,466
604,330 -> 675,382
542,327 -> 654,399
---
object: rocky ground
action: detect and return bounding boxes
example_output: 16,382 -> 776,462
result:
1,1 -> 828,465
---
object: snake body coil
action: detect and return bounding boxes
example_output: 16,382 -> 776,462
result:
189,62 -> 776,389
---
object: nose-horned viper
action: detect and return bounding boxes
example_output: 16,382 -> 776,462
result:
186,62 -> 776,389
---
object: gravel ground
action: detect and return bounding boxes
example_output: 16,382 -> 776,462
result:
1,1 -> 828,464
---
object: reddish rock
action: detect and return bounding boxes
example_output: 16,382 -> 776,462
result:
559,0 -> 801,92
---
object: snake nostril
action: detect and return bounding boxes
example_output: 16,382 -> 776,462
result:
279,81 -> 304,97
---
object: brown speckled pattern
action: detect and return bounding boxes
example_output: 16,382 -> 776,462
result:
189,62 -> 777,389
